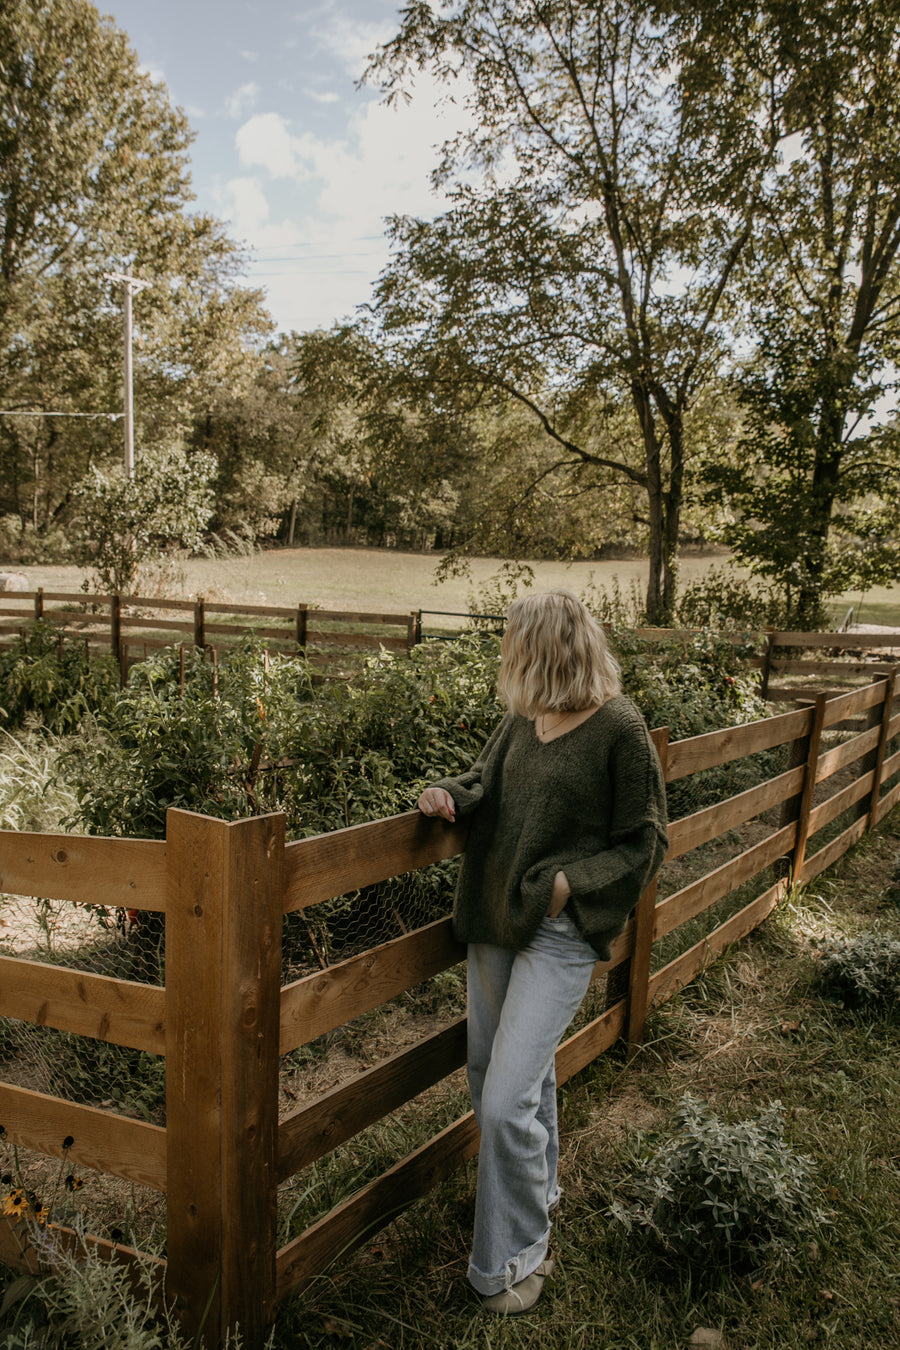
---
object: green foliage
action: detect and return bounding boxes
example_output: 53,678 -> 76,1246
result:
814,931 -> 900,1011
611,628 -> 765,744
675,567 -> 790,630
73,444 -> 216,594
0,1236 -> 248,1349
609,1095 -> 825,1270
0,625 -> 118,735
62,635 -> 504,842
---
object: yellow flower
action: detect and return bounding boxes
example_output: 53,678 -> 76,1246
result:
2,1191 -> 27,1219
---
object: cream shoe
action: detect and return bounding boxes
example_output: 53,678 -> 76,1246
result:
481,1258 -> 555,1316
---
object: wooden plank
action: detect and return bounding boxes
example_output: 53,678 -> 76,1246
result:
666,765 -> 805,859
875,778 -> 900,823
771,630 -> 900,648
807,772 -> 873,835
119,616 -> 194,633
203,621 -> 296,640
654,823 -> 796,941
306,630 -> 408,651
665,707 -> 811,782
799,816 -> 868,883
792,692 -> 828,879
816,724 -> 881,780
283,811 -> 469,913
126,596 -> 200,611
648,880 -> 785,1009
202,601 -> 298,618
821,681 -> 887,726
40,591 -> 112,603
770,658 -> 897,676
0,830 -> 166,910
0,1082 -> 166,1191
0,956 -> 166,1051
881,745 -> 900,784
280,917 -> 466,1054
626,726 -> 667,1044
304,609 -> 410,626
0,1220 -> 165,1289
165,809 -> 283,1349
275,1110 -> 482,1302
274,997 -> 626,1303
277,1018 -> 467,1181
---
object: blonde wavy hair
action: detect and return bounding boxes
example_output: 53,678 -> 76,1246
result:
499,589 -> 621,718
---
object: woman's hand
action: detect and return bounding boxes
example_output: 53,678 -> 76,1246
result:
417,787 -> 456,822
547,870 -> 571,918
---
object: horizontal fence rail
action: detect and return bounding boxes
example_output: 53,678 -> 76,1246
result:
0,668 -> 898,1346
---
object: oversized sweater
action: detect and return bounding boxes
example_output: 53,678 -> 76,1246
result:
434,695 -> 668,961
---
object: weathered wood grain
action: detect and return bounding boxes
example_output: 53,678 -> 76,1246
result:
0,830 -> 166,910
0,1082 -> 166,1190
277,1018 -> 467,1181
283,811 -> 469,912
665,708 -> 811,782
666,766 -> 805,859
0,956 -> 165,1051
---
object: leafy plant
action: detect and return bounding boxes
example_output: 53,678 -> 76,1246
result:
72,443 -> 216,595
814,931 -> 900,1010
609,1095 -> 825,1270
0,625 -> 118,735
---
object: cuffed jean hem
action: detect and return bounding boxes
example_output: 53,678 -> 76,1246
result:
467,1228 -> 550,1296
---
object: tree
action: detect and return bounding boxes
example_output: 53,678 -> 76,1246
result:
73,443 -> 216,593
0,0 -> 272,539
366,0 -> 775,621
694,0 -> 900,624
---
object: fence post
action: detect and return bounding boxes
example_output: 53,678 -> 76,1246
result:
194,598 -> 206,649
626,726 -> 669,1046
407,611 -> 420,653
867,668 -> 898,833
33,587 -> 43,621
790,692 -> 828,883
759,631 -> 776,700
110,593 -> 121,657
296,603 -> 308,649
165,808 -> 285,1350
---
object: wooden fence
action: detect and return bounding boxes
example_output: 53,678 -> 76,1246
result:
0,589 -> 420,679
2,587 -> 900,692
0,670 -> 899,1345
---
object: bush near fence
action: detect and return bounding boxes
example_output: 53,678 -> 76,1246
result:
2,588 -> 900,694
0,667 -> 898,1348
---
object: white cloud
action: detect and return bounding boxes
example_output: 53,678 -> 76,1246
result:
307,89 -> 340,104
236,112 -> 315,180
226,81 -> 260,119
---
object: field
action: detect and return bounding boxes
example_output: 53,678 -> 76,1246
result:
10,547 -> 900,628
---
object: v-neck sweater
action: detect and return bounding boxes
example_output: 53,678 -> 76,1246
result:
433,695 -> 668,960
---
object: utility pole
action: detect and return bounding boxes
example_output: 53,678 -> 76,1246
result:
105,265 -> 151,477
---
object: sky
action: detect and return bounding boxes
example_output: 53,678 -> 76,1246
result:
103,0 -> 468,336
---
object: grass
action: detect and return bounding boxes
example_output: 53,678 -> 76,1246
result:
266,806 -> 900,1349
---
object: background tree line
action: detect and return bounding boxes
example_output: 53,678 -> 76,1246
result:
1,0 -> 899,627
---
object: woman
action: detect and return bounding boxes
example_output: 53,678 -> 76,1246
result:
417,589 -> 668,1315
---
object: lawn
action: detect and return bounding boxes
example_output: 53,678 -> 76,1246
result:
11,547 -> 900,628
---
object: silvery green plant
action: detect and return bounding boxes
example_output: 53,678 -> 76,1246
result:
815,931 -> 900,1010
610,1096 -> 825,1269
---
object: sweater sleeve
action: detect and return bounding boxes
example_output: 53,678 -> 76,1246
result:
429,712 -> 513,818
563,715 -> 668,955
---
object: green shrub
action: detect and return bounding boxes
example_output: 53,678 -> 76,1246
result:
609,1095 -> 824,1270
814,931 -> 900,1010
675,567 -> 794,629
0,624 -> 118,735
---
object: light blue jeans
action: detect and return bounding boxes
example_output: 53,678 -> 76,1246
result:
465,911 -> 598,1295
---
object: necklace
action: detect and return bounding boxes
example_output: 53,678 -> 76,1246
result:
537,709 -> 579,739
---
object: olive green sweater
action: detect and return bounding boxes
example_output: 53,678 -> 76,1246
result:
434,695 -> 668,961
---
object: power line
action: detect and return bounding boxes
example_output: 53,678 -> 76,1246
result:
0,410 -> 124,420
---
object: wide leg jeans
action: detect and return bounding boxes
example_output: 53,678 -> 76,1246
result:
465,911 -> 598,1295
